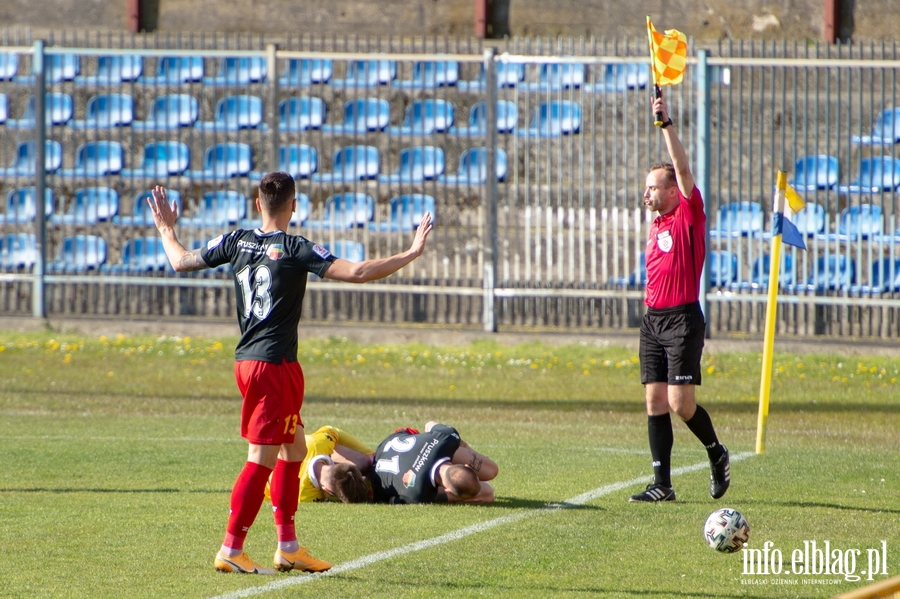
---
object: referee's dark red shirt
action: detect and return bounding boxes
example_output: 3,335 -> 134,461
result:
644,186 -> 706,309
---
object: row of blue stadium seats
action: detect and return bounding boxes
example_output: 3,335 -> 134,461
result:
710,200 -> 900,242
0,140 -> 508,183
786,154 -> 900,193
612,251 -> 900,294
0,53 -> 651,91
0,93 -> 582,136
0,186 -> 436,231
0,232 -> 366,274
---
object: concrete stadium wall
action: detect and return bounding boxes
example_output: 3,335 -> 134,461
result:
1,0 -> 898,42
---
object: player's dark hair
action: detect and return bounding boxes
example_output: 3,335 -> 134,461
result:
444,464 -> 481,500
331,463 -> 369,504
258,171 -> 295,213
648,162 -> 676,187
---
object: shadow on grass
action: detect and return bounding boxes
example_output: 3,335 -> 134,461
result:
747,499 -> 900,515
488,496 -> 604,510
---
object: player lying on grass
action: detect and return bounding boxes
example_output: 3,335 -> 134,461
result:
370,421 -> 498,504
264,425 -> 374,504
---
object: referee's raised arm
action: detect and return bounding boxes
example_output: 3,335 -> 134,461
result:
653,92 -> 695,200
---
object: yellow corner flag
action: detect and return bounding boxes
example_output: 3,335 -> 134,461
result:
646,16 -> 688,86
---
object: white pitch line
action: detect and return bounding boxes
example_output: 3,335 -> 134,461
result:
208,451 -> 755,599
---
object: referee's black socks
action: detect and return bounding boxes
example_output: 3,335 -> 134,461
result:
648,413 -> 674,488
684,405 -> 726,462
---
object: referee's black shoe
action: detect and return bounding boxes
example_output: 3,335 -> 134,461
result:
709,446 -> 731,499
628,483 -> 676,502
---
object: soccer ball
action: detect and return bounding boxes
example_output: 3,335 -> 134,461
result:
703,508 -> 750,553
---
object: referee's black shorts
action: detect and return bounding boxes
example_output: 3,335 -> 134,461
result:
639,302 -> 706,386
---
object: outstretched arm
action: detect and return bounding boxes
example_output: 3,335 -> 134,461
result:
148,185 -> 209,272
324,212 -> 433,283
654,93 -> 695,199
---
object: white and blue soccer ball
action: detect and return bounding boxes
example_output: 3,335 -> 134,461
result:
704,508 -> 750,553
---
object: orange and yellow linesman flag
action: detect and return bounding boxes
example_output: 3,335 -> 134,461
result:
646,16 -> 688,86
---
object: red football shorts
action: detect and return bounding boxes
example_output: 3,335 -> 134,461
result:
234,359 -> 305,445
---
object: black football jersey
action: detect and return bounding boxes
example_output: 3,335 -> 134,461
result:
371,425 -> 461,504
201,229 -> 335,363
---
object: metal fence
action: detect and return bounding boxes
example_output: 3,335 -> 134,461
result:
2,32 -> 900,338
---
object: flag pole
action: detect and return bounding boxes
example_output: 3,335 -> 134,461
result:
646,16 -> 664,126
756,171 -> 787,454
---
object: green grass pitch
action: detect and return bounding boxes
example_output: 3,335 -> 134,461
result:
0,331 -> 897,598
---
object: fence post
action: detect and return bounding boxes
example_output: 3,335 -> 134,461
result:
32,40 -> 47,320
482,47 -> 499,332
696,49 -> 711,335
266,43 -> 280,176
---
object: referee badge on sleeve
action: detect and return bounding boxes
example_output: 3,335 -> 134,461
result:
656,230 -> 673,253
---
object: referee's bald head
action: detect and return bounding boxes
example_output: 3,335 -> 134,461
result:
258,172 -> 296,212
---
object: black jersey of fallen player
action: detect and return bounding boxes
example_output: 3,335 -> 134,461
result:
201,229 -> 335,363
371,424 -> 461,504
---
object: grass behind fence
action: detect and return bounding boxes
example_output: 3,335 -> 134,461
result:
0,331 -> 897,599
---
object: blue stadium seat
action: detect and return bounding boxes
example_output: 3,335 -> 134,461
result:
194,95 -> 264,130
16,53 -> 80,84
447,100 -> 518,136
610,252 -> 647,287
185,143 -> 253,180
241,194 -> 311,229
388,99 -> 455,135
837,156 -> 900,194
458,61 -> 525,90
75,55 -> 143,85
330,59 -> 396,87
311,146 -> 379,183
793,202 -> 827,237
789,155 -> 839,191
823,203 -> 884,242
869,258 -> 900,293
525,61 -> 586,91
741,253 -> 795,290
709,201 -> 764,238
394,60 -> 460,89
279,58 -> 333,86
279,96 -> 327,131
68,93 -> 134,129
321,98 -> 390,133
0,140 -> 63,176
203,57 -> 267,86
51,187 -> 119,225
324,240 -> 365,262
121,141 -> 190,178
709,250 -> 739,287
0,187 -> 54,224
369,194 -> 437,232
805,255 -> 855,291
518,100 -> 582,137
438,147 -> 508,184
5,92 -> 73,128
58,141 -> 124,178
590,63 -> 651,92
47,235 -> 107,273
250,145 -> 317,180
182,190 -> 248,227
306,193 -> 375,230
132,94 -> 199,130
139,56 -> 204,84
851,107 -> 900,145
378,146 -> 445,183
0,233 -> 37,270
0,53 -> 18,80
113,190 -> 183,227
100,236 -> 169,274
0,93 -> 8,124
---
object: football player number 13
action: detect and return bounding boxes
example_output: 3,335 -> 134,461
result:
374,435 -> 417,475
236,265 -> 273,321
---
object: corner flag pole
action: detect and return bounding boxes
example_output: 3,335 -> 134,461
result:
756,172 -> 787,454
